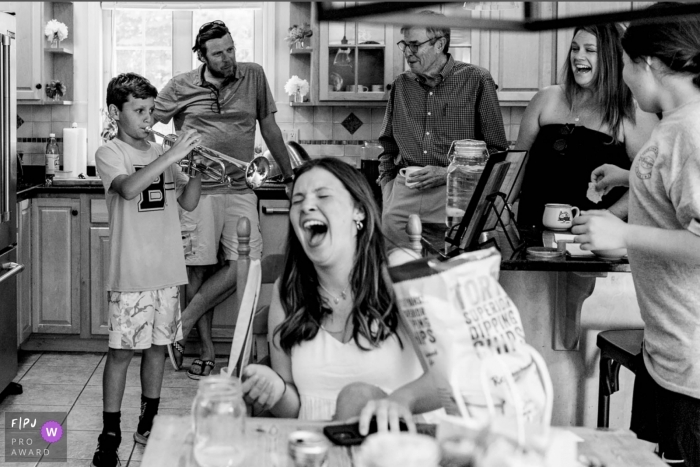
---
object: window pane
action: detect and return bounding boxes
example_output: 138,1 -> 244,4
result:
145,12 -> 172,47
192,10 -> 257,65
113,10 -> 173,91
116,49 -> 144,76
114,10 -> 144,47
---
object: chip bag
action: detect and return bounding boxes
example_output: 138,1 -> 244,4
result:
388,248 -> 553,429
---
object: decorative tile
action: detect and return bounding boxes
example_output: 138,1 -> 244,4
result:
340,113 -> 363,135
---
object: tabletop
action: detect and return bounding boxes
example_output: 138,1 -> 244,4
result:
421,223 -> 631,273
142,415 -> 665,467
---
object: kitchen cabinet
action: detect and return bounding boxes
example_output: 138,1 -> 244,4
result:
31,197 -> 81,333
288,2 -> 398,105
470,3 -> 556,104
87,197 -> 110,336
16,199 -> 32,345
3,1 -> 74,104
319,14 -> 396,102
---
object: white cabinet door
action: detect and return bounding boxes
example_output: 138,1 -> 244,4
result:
16,199 -> 31,345
31,198 -> 81,333
4,2 -> 43,101
89,226 -> 110,335
471,4 -> 556,104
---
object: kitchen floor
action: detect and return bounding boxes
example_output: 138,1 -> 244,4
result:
1,351 -> 228,466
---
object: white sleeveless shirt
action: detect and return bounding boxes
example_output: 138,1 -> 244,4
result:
291,327 -> 424,421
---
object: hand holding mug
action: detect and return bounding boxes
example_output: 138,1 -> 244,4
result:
399,166 -> 422,188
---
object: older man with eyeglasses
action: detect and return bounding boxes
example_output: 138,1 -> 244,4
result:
378,11 -> 508,250
154,20 -> 294,379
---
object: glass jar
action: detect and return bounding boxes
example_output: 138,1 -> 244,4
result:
191,375 -> 247,467
360,140 -> 384,206
445,139 -> 488,227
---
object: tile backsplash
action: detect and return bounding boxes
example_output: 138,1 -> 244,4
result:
16,101 -> 523,170
16,104 -> 88,166
277,103 -> 523,168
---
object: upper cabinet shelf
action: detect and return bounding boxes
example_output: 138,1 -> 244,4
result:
44,47 -> 73,55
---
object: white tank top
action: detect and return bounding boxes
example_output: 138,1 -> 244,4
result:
291,327 -> 424,421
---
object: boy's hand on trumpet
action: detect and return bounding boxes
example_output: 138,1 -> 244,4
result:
163,129 -> 201,163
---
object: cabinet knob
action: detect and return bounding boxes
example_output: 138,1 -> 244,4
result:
35,83 -> 42,90
71,209 -> 78,216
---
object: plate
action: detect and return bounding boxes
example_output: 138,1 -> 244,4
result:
526,247 -> 564,259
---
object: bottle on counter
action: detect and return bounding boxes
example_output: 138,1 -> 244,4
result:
445,139 -> 488,228
45,133 -> 60,185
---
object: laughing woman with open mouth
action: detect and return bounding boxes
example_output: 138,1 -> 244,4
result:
240,157 -> 433,428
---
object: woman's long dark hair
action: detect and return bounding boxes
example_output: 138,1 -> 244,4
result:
275,158 -> 400,354
561,23 -> 635,142
622,2 -> 700,90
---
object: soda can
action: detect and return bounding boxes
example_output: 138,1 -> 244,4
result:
288,430 -> 329,467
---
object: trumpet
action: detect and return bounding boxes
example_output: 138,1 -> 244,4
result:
146,127 -> 271,189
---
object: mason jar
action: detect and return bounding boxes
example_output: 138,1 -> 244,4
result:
191,375 -> 247,467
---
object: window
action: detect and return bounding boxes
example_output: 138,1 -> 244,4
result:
102,3 -> 267,137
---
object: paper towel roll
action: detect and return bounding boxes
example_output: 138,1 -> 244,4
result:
63,124 -> 87,177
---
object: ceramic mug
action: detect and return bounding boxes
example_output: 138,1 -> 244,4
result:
542,203 -> 580,231
348,85 -> 369,92
371,84 -> 384,92
399,166 -> 422,188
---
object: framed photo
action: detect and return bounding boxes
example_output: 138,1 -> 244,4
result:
483,150 -> 529,231
446,151 -> 511,252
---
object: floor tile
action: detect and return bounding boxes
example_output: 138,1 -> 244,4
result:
19,365 -> 97,386
36,460 -> 89,466
35,353 -> 104,368
17,352 -> 42,366
0,404 -> 71,426
0,457 -> 40,466
67,406 -> 141,432
1,384 -> 84,407
13,364 -> 35,382
73,385 -> 198,410
63,429 -> 135,462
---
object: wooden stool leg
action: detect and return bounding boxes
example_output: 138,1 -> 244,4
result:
598,355 -> 622,428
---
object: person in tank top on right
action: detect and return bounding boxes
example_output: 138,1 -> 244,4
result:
513,23 -> 659,314
516,22 -> 658,229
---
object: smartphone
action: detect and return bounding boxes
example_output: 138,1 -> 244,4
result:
323,418 -> 409,446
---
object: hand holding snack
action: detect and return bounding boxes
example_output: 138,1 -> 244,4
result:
590,164 -> 630,192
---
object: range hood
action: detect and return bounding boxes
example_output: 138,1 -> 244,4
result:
316,1 -> 700,32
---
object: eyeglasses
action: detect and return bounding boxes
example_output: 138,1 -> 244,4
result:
207,87 -> 221,114
552,124 -> 575,154
396,37 -> 441,54
199,20 -> 228,34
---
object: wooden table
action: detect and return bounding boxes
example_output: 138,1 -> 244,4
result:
142,415 -> 665,466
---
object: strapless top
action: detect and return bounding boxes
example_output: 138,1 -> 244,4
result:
517,124 -> 631,229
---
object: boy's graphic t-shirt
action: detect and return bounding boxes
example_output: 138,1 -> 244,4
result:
628,97 -> 700,399
96,138 -> 189,292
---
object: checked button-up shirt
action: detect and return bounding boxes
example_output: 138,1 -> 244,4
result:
378,54 -> 508,182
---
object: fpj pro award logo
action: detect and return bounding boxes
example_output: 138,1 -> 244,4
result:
5,412 -> 68,462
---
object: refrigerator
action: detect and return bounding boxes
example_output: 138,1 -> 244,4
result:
0,11 -> 23,397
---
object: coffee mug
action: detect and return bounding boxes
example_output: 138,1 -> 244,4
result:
348,85 -> 369,92
542,203 -> 580,231
371,84 -> 384,92
399,166 -> 422,188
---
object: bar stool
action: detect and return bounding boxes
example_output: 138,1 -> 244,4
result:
596,329 -> 644,428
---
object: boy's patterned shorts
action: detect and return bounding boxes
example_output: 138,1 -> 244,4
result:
108,286 -> 184,350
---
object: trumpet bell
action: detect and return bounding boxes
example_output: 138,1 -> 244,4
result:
246,157 -> 272,189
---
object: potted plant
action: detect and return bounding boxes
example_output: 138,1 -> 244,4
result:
284,76 -> 309,104
45,80 -> 67,101
285,23 -> 313,50
44,19 -> 68,48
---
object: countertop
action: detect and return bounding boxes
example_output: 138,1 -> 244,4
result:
16,181 -> 288,202
421,223 -> 631,273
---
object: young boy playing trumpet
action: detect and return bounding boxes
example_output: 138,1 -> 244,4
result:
92,73 -> 202,467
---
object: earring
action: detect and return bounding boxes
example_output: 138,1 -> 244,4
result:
356,220 -> 363,231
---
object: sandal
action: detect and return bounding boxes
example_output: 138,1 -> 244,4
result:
187,359 -> 215,380
167,341 -> 185,371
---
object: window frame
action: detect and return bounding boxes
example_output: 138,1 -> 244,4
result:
93,3 -> 274,152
